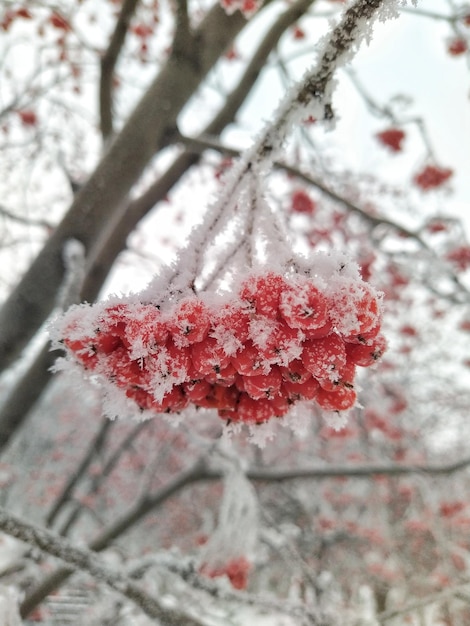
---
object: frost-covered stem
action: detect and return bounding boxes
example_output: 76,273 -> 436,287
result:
198,241 -> 250,292
0,507 -> 206,625
180,131 -> 470,302
171,0 -> 389,279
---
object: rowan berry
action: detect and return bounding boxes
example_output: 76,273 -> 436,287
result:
231,340 -> 269,376
239,272 -> 287,318
346,334 -> 387,366
191,336 -> 231,376
302,335 -> 347,381
243,366 -> 282,400
170,298 -> 211,347
316,385 -> 357,411
279,279 -> 328,330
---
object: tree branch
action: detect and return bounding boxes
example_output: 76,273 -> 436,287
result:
20,457 -> 210,617
0,506 -> 206,626
20,450 -> 470,616
45,419 -> 113,528
100,0 -> 141,140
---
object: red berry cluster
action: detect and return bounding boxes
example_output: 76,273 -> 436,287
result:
413,165 -> 453,191
447,37 -> 468,56
376,128 -> 405,152
200,556 -> 251,590
58,271 -> 385,424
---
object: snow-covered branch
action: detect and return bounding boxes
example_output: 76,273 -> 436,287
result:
0,507 -> 206,625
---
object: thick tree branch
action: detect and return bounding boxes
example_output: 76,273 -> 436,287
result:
0,507 -> 206,626
100,0 -> 141,140
0,3 -> 248,374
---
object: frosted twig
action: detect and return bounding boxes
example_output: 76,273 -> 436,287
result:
0,507 -> 206,625
168,0 -> 392,290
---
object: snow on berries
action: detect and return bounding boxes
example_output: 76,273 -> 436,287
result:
52,258 -> 385,428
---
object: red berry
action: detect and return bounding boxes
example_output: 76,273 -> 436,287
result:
243,366 -> 282,400
256,321 -> 303,367
94,330 -> 124,355
125,305 -> 169,355
49,11 -> 71,31
318,359 -> 356,391
63,338 -> 98,368
316,386 -> 357,411
192,383 -> 238,410
183,379 -> 212,403
279,279 -> 328,330
240,0 -> 258,16
204,363 -> 237,386
446,245 -> 470,271
191,337 -> 231,377
280,359 -> 311,384
239,272 -> 287,318
157,385 -> 189,412
292,26 -> 305,40
126,386 -> 152,411
345,334 -> 387,367
225,557 -> 251,589
236,394 -> 278,423
231,341 -> 269,376
282,376 -> 319,401
211,304 -> 250,355
170,298 -> 211,346
302,335 -> 347,381
16,8 -> 32,19
132,23 -> 153,39
330,281 -> 381,337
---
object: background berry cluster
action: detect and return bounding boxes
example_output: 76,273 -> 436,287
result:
56,270 -> 385,424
